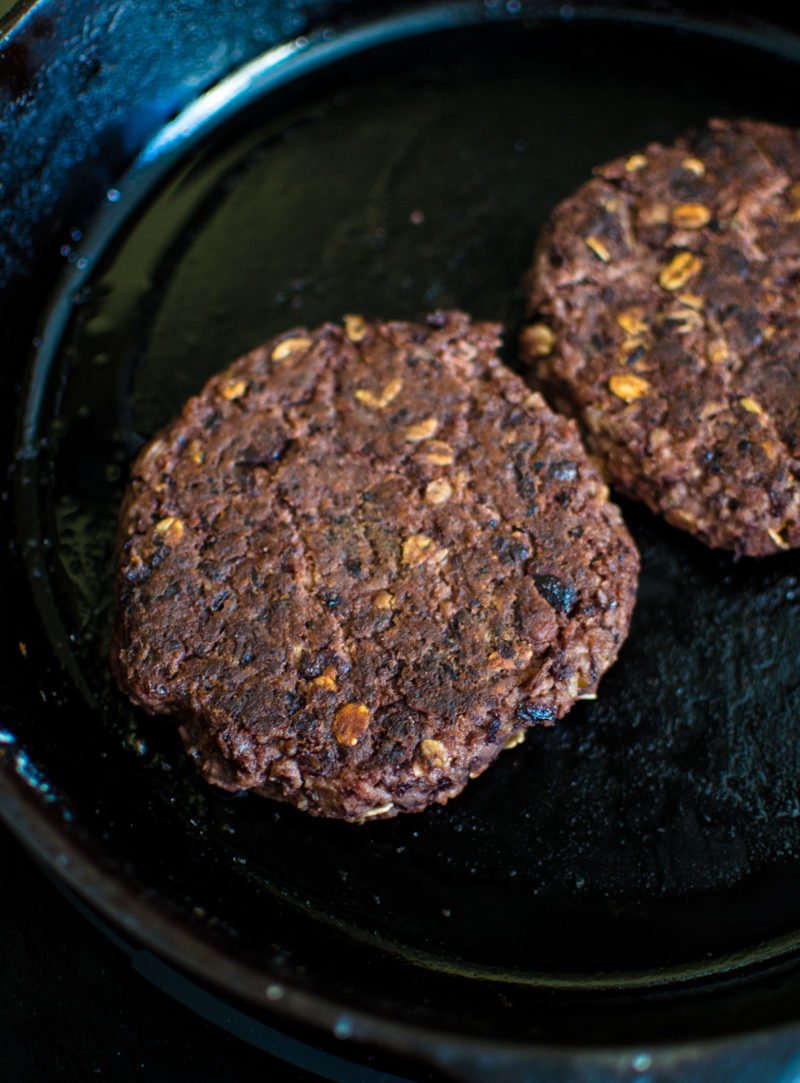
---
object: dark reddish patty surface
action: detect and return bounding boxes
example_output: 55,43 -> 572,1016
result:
111,312 -> 638,821
523,118 -> 800,556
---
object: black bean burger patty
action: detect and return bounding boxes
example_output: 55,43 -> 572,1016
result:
523,118 -> 800,557
111,311 -> 638,821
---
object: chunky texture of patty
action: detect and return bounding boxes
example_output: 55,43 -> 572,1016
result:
111,312 -> 638,821
523,118 -> 800,556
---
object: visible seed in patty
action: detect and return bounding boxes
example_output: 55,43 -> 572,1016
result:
425,478 -> 453,505
671,203 -> 711,229
609,373 -> 650,402
658,252 -> 703,291
585,235 -> 611,262
521,323 -> 556,357
271,336 -> 313,361
312,667 -> 338,692
616,309 -> 649,338
355,377 -> 403,409
402,534 -> 433,564
421,441 -> 454,465
404,417 -> 439,442
333,703 -> 370,746
419,738 -> 448,767
220,378 -> 248,400
344,314 -> 368,342
154,516 -> 184,542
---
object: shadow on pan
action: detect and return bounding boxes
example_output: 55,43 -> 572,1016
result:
3,1 -> 800,1080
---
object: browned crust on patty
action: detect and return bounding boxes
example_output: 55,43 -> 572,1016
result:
522,118 -> 800,556
111,311 -> 638,821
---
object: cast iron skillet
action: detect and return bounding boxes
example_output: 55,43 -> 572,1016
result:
3,1 -> 800,1079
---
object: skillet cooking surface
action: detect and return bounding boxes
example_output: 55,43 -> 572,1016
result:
9,5 -> 800,1054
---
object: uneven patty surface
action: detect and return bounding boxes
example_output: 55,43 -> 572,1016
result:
523,118 -> 800,556
111,312 -> 638,821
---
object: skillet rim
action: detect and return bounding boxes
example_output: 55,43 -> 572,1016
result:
7,764 -> 800,1074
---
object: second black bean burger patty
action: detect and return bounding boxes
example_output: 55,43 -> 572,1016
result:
523,117 -> 800,557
